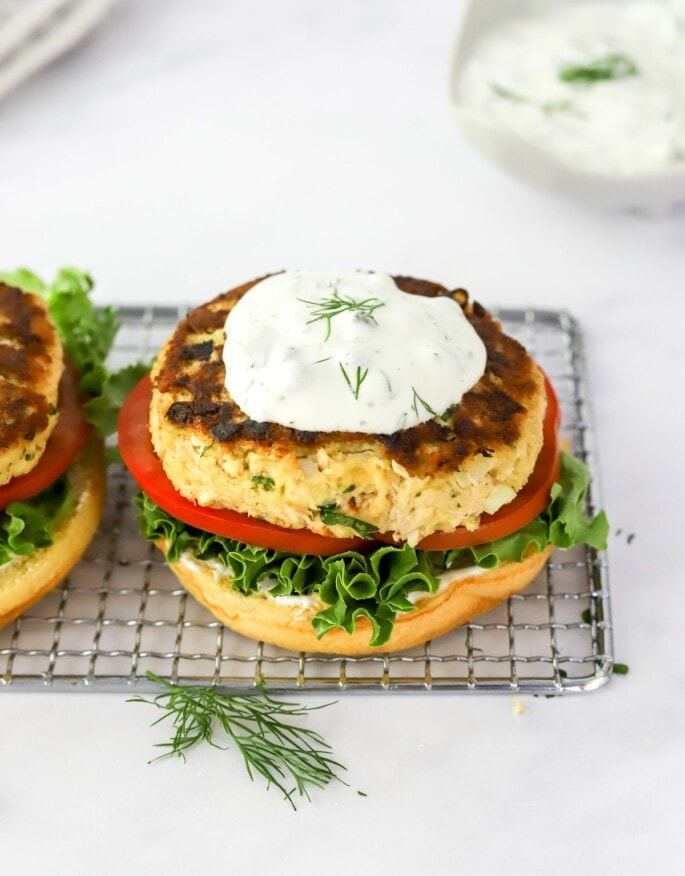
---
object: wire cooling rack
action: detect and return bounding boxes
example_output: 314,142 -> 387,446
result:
0,305 -> 612,694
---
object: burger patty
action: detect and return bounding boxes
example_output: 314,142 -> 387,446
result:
0,283 -> 64,486
150,275 -> 546,544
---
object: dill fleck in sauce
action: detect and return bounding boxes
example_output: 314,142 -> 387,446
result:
222,271 -> 487,434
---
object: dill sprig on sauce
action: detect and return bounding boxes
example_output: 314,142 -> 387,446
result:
298,288 -> 385,341
559,53 -> 639,85
411,386 -> 437,417
339,362 -> 369,400
129,672 -> 346,810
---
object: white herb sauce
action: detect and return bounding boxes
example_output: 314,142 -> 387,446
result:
223,270 -> 486,434
456,0 -> 685,176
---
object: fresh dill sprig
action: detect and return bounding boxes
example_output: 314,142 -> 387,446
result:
299,288 -> 385,341
559,53 -> 639,85
411,386 -> 437,417
339,362 -> 369,400
129,672 -> 347,810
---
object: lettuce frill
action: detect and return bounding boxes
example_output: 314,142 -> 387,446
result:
0,476 -> 73,566
136,452 -> 608,647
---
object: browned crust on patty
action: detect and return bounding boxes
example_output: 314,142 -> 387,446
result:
152,275 -> 538,475
0,283 -> 63,483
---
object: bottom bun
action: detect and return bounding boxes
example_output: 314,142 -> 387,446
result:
158,540 -> 554,655
0,434 -> 106,629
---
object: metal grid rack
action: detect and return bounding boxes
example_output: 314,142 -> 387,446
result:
0,305 -> 612,694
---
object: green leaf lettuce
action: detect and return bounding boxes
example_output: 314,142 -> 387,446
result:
135,452 -> 608,647
0,477 -> 74,566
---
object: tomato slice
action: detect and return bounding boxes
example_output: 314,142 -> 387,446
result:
117,375 -> 370,556
0,360 -> 91,510
118,373 -> 561,557
407,376 -> 561,550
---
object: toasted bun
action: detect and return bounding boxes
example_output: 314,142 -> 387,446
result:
0,434 -> 106,629
157,540 -> 553,654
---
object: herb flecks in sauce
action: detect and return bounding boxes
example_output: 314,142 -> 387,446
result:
459,5 -> 685,177
491,82 -> 533,105
491,82 -> 578,116
542,99 -> 579,116
559,53 -> 639,85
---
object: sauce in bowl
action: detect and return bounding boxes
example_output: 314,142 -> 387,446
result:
455,0 -> 685,177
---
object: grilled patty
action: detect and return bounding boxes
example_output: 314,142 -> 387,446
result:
150,275 -> 546,544
0,283 -> 63,486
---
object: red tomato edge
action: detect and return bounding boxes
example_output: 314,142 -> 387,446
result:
0,360 -> 91,510
408,375 -> 561,550
119,373 -> 561,557
118,375 -> 370,556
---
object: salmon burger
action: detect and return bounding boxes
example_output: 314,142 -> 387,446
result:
120,271 -> 608,654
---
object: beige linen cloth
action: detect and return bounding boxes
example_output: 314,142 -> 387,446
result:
0,0 -> 119,101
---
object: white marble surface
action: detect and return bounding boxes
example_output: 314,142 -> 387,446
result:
1,2 -> 684,873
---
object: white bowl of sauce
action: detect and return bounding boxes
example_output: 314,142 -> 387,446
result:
450,0 -> 685,213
